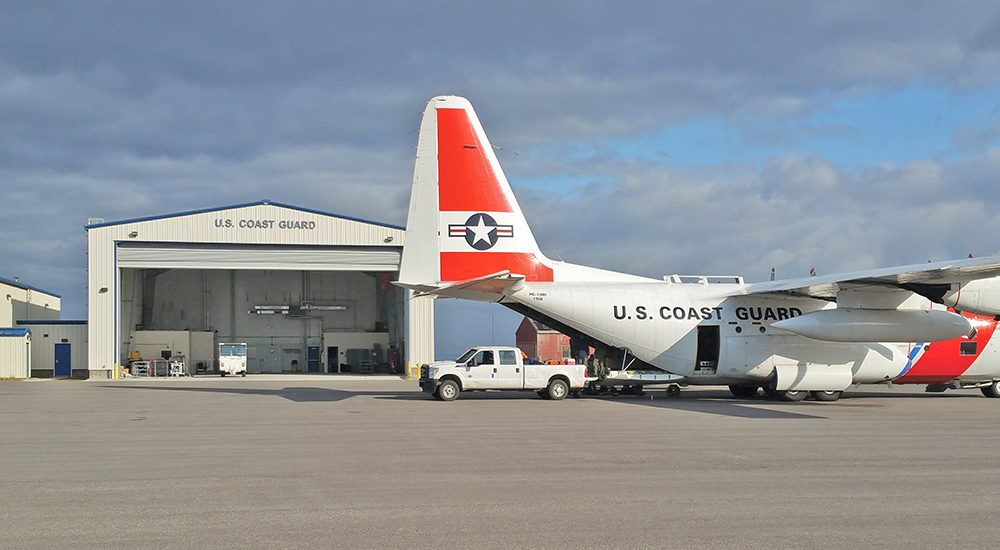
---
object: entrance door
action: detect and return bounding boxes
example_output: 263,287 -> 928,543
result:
695,326 -> 720,375
327,346 -> 339,373
307,346 -> 321,373
54,343 -> 71,377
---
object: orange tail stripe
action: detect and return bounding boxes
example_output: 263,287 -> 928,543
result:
437,108 -> 513,213
441,252 -> 554,282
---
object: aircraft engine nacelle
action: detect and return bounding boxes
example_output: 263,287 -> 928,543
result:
941,278 -> 1000,317
773,364 -> 853,391
771,308 -> 973,342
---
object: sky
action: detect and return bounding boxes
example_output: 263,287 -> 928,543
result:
2,2 -> 1000,359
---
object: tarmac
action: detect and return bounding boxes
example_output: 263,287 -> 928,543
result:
1,375 -> 998,549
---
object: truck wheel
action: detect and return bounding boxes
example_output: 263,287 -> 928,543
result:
547,379 -> 569,400
220,372 -> 226,377
438,380 -> 460,401
981,381 -> 1000,398
810,390 -> 842,402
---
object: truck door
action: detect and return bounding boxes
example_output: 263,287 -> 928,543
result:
495,349 -> 522,388
466,349 -> 499,389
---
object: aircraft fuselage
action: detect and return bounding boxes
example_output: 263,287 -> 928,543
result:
505,281 -> 1000,387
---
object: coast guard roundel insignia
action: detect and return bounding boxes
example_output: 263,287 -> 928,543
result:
448,213 -> 514,250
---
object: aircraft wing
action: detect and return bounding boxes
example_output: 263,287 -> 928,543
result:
742,255 -> 1000,301
395,270 -> 525,301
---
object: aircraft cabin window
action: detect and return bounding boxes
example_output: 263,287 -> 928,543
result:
499,350 -> 517,365
960,341 -> 977,356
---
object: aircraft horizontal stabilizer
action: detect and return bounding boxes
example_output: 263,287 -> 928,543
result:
396,270 -> 525,301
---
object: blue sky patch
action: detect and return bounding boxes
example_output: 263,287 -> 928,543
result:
541,86 -> 1000,169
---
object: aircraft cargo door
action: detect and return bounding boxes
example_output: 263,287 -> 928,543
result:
695,325 -> 719,375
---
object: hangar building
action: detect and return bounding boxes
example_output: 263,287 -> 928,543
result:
86,200 -> 433,379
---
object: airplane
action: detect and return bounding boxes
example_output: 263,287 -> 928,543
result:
397,95 -> 1000,402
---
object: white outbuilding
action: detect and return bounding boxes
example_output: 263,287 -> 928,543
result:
86,200 -> 433,379
0,327 -> 31,379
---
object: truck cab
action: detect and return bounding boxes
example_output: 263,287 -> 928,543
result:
418,346 -> 591,401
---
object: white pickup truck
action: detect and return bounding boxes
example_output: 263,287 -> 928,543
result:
419,346 -> 592,401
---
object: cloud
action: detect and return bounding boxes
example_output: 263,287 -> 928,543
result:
514,149 -> 1000,284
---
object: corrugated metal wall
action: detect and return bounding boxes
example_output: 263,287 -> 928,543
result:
0,329 -> 31,378
407,294 -> 435,371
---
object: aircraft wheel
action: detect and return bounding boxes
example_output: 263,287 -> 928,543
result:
810,390 -> 842,402
547,378 -> 569,400
241,372 -> 246,377
438,380 -> 460,401
665,384 -> 681,397
981,381 -> 1000,398
728,384 -> 759,398
761,383 -> 779,399
778,389 -> 807,402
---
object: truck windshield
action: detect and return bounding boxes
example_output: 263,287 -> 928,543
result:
220,344 -> 247,356
455,349 -> 477,363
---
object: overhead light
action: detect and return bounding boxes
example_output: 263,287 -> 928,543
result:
98,287 -> 108,294
248,304 -> 348,315
128,231 -> 138,238
384,236 -> 393,243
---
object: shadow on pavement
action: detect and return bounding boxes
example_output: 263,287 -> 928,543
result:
100,384 -> 427,403
579,389 -> 827,419
100,383 -> 984,418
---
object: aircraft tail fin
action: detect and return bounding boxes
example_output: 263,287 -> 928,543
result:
397,96 -> 554,292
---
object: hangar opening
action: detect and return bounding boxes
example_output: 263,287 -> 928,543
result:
86,201 -> 434,379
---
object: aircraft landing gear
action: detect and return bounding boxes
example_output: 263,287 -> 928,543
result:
665,384 -> 681,397
981,380 -> 1000,398
810,390 -> 842,402
728,384 -> 759,398
777,389 -> 808,402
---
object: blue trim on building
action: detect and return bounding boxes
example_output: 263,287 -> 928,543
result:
0,328 -> 30,337
84,199 -> 405,231
16,320 -> 87,325
0,276 -> 61,298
